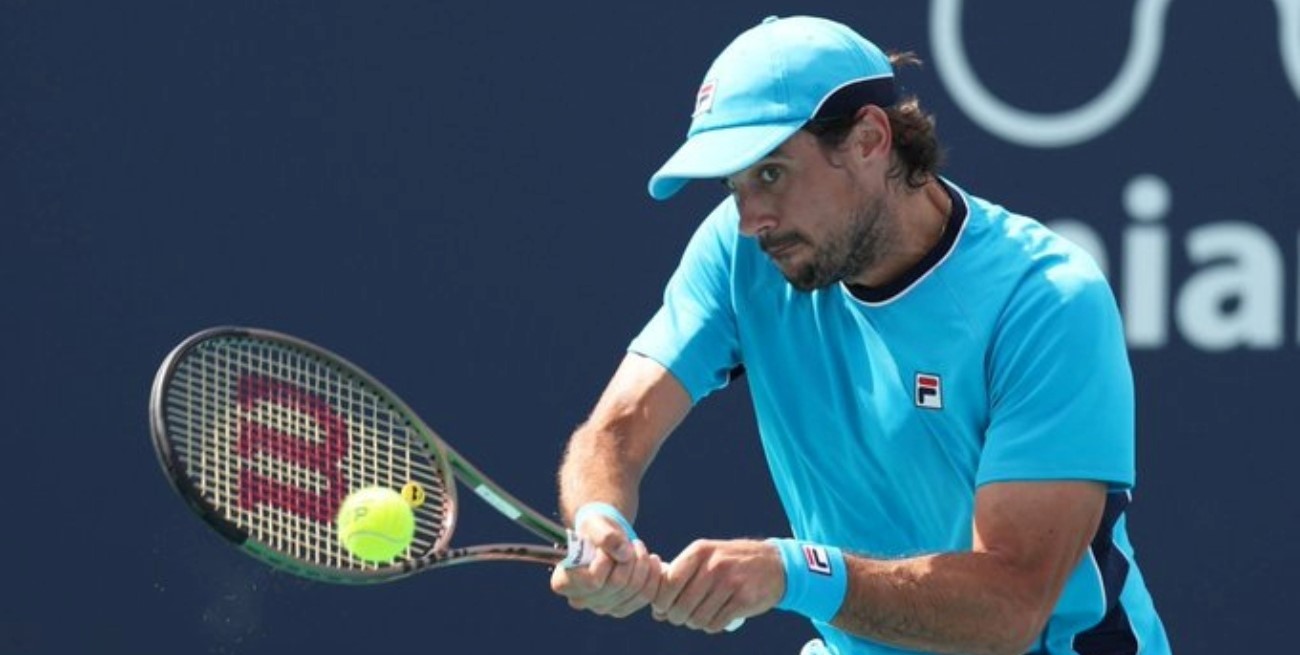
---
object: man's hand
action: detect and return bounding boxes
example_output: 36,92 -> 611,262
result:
652,538 -> 785,633
550,514 -> 665,618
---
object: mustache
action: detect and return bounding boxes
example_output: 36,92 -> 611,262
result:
759,232 -> 805,253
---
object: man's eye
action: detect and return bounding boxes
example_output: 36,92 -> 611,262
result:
758,166 -> 781,184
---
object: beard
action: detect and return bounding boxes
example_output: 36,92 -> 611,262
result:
762,196 -> 893,292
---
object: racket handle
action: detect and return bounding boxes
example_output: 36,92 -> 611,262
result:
562,530 -> 598,568
564,531 -> 747,632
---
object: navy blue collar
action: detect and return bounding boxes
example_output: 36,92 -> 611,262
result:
845,179 -> 967,303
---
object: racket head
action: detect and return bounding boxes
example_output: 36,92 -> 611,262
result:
149,326 -> 458,583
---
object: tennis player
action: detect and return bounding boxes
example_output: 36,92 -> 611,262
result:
551,15 -> 1171,655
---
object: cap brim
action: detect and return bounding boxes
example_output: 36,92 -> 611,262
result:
647,120 -> 805,200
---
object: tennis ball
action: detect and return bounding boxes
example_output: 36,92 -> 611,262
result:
336,486 -> 415,563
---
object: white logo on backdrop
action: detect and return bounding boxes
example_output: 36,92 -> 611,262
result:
931,0 -> 1300,148
929,0 -> 1300,350
1280,0 -> 1300,98
1050,175 -> 1294,351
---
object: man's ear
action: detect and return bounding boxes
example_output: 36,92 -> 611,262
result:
852,105 -> 894,162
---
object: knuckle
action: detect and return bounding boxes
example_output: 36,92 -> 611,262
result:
724,569 -> 746,592
608,566 -> 631,587
596,530 -> 622,549
688,538 -> 717,552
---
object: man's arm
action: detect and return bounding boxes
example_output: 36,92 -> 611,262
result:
550,352 -> 693,618
831,481 -> 1105,655
557,353 -> 692,522
653,480 -> 1106,655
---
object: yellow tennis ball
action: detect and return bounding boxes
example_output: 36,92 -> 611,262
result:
336,486 -> 415,563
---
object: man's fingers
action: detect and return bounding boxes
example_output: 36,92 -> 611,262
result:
564,540 -> 666,617
583,515 -> 636,563
663,572 -> 708,626
605,548 -> 663,618
570,537 -> 774,631
652,539 -> 766,632
654,548 -> 705,625
551,511 -> 675,621
716,599 -> 751,633
686,588 -> 732,632
651,559 -> 683,618
583,546 -> 617,589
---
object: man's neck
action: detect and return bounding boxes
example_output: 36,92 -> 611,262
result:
850,177 -> 951,288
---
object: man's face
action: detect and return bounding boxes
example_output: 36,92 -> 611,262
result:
725,130 -> 892,291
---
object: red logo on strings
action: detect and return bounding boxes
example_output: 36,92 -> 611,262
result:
236,375 -> 349,523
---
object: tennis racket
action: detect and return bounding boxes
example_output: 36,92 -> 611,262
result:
149,325 -> 595,582
150,326 -> 745,631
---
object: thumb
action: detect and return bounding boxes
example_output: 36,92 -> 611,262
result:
585,516 -> 636,563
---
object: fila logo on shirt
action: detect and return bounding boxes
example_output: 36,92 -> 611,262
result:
915,373 -> 943,409
802,544 -> 833,576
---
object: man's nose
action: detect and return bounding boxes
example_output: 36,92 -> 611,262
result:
736,192 -> 778,238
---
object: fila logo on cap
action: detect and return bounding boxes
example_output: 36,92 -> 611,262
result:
693,79 -> 718,116
915,373 -> 943,409
802,544 -> 833,576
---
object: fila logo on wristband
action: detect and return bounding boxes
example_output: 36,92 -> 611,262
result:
802,545 -> 833,575
771,539 -> 848,623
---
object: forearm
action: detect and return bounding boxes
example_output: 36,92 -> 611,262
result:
833,552 -> 1050,655
557,420 -> 653,522
551,407 -> 674,618
556,354 -> 691,524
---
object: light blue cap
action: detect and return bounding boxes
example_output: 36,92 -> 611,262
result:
648,16 -> 896,200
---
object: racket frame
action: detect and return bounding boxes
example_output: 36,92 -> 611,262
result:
149,326 -> 570,583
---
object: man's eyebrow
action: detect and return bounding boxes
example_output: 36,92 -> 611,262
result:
765,144 -> 793,159
750,145 -> 792,167
729,144 -> 795,185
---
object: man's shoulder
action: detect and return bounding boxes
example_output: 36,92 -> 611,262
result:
941,184 -> 1117,338
956,186 -> 1108,293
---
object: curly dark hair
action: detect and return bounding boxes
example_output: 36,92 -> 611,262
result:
803,52 -> 945,189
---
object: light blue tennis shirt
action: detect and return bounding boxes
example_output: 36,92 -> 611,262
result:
630,180 -> 1170,655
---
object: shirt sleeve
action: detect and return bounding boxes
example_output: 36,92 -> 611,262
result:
628,202 -> 742,404
977,248 -> 1136,490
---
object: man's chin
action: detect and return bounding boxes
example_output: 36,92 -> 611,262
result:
770,254 -> 838,291
781,267 -> 835,292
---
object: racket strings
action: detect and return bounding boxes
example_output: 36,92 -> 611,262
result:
162,336 -> 451,571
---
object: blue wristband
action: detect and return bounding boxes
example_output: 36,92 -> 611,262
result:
768,538 -> 848,623
573,502 -> 639,541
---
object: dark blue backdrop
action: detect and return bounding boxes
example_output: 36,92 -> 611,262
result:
5,1 -> 1297,653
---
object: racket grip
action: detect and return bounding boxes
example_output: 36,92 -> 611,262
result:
563,531 -> 747,633
562,530 -> 598,568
